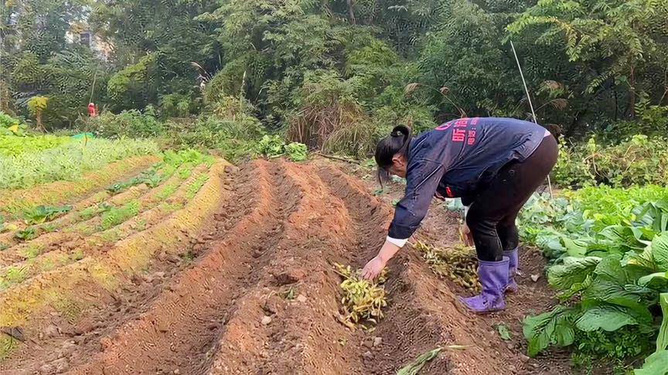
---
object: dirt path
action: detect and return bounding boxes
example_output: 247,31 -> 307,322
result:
1,159 -> 573,375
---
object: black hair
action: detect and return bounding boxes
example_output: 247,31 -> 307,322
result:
375,125 -> 412,185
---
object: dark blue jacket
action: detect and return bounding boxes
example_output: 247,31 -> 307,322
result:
388,117 -> 548,240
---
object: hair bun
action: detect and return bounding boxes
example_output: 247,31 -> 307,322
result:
390,125 -> 411,138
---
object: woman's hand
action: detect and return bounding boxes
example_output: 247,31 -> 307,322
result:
460,223 -> 474,247
362,256 -> 387,281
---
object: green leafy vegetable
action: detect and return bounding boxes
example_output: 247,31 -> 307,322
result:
523,305 -> 578,357
521,186 -> 668,363
24,205 -> 72,225
635,350 -> 668,375
575,305 -> 641,332
285,142 -> 308,161
547,257 -> 600,291
652,234 -> 668,271
258,135 -> 285,158
657,294 -> 668,352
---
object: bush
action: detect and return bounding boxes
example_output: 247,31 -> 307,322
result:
159,93 -> 199,118
164,97 -> 267,163
553,135 -> 668,188
286,70 -> 377,158
0,112 -> 21,128
0,112 -> 25,136
257,135 -> 308,162
600,106 -> 668,141
204,59 -> 247,105
83,107 -> 165,139
163,117 -> 263,162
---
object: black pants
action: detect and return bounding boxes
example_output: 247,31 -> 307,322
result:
466,136 -> 559,261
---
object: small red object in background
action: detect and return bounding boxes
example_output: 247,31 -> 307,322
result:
88,103 -> 97,117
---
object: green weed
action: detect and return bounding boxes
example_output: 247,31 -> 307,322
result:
186,175 -> 209,200
0,266 -> 28,290
135,219 -> 147,231
70,249 -> 85,261
14,227 -> 37,241
155,182 -> 179,201
100,201 -> 141,230
22,244 -> 45,259
52,297 -> 84,324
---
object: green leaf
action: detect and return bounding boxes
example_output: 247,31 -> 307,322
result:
623,245 -> 658,272
562,237 -> 588,257
652,233 -> 668,272
559,274 -> 593,300
594,254 -> 627,283
548,256 -> 601,291
582,280 -> 654,324
496,324 -> 512,341
575,305 -> 639,332
639,272 -> 668,288
285,142 -> 308,161
523,305 -> 578,357
657,294 -> 668,352
600,225 -> 645,252
634,350 -> 668,375
397,347 -> 442,375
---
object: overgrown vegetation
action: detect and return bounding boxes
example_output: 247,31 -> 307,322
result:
3,0 -> 665,156
554,135 -> 668,188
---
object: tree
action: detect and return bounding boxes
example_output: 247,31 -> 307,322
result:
508,0 -> 668,120
27,95 -> 48,131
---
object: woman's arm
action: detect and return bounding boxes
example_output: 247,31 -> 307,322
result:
461,204 -> 474,246
362,159 -> 445,280
361,240 -> 400,280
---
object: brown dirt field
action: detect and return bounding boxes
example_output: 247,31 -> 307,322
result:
0,158 -> 577,375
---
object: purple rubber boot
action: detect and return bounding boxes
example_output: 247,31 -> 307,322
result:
504,248 -> 519,293
459,257 -> 509,314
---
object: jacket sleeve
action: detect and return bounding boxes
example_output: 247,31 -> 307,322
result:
388,159 -> 445,239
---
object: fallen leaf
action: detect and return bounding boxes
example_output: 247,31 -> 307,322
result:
495,323 -> 512,341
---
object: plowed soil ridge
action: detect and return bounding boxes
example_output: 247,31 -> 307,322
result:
71,160 -> 302,374
0,159 -> 558,375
